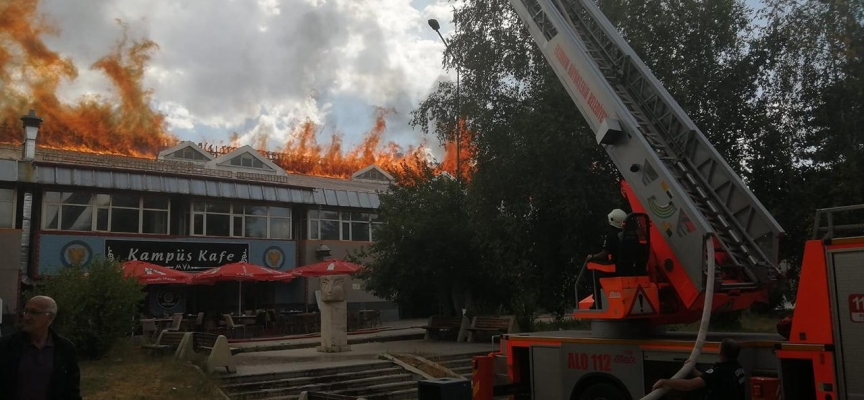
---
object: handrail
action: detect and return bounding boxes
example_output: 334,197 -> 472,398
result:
812,204 -> 864,240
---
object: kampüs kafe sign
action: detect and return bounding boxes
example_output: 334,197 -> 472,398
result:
106,239 -> 248,271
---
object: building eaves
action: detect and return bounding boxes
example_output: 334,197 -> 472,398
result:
1,144 -> 389,209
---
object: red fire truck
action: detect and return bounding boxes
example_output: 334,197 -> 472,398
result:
471,0 -> 864,399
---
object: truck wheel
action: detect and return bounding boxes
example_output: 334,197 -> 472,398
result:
577,382 -> 629,400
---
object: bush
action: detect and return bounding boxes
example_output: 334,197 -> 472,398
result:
27,257 -> 146,359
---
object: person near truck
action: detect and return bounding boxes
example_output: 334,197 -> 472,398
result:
0,295 -> 82,400
652,338 -> 746,400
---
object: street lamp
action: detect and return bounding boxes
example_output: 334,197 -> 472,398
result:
428,17 -> 461,182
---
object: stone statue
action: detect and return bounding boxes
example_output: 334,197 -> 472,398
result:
321,275 -> 346,302
317,274 -> 350,353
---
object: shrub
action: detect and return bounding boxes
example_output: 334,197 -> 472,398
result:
27,257 -> 145,359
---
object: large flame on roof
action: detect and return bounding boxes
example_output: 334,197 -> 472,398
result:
0,0 -> 469,180
0,1 -> 175,156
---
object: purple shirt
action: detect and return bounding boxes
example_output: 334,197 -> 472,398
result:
16,335 -> 54,400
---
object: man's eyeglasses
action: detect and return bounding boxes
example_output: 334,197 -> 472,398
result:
22,309 -> 53,316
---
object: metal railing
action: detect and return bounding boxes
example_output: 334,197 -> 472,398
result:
812,204 -> 864,240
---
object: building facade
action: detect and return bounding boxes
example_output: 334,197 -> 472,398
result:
0,119 -> 397,325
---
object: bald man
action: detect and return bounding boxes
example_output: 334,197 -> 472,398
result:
0,296 -> 81,400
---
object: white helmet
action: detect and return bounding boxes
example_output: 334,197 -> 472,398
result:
608,209 -> 626,229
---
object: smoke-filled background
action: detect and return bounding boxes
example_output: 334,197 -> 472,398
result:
0,0 -> 461,177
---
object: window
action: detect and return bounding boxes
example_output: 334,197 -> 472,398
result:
228,153 -> 265,169
191,201 -> 292,239
355,168 -> 391,182
307,209 -> 383,242
0,188 -> 15,228
167,147 -> 208,161
43,191 -> 170,234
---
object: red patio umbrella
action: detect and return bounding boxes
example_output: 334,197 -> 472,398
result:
121,260 -> 194,285
290,260 -> 365,277
192,262 -> 293,315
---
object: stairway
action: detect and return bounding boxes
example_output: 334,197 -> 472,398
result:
423,351 -> 490,380
220,360 -> 419,400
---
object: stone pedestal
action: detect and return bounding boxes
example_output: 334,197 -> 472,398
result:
316,274 -> 351,353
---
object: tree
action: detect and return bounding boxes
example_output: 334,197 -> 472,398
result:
752,0 -> 864,300
601,0 -> 766,167
27,258 -> 146,359
411,0 -> 775,325
354,162 -> 491,317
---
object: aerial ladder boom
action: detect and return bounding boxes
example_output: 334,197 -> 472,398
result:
509,0 -> 785,305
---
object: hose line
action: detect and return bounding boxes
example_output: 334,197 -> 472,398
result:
639,236 -> 716,400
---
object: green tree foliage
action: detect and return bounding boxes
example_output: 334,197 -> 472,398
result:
412,0 -> 622,327
368,0 -> 862,323
601,0 -> 764,166
354,163 -> 490,317
752,0 -> 864,297
27,258 -> 146,359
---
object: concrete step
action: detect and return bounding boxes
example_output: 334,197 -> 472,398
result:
335,380 -> 418,397
223,366 -> 405,393
221,361 -> 394,386
365,388 -> 419,400
262,388 -> 418,400
232,373 -> 414,399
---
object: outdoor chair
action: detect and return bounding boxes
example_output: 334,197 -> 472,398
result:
193,312 -> 205,332
272,311 -> 288,335
368,310 -> 381,328
222,314 -> 246,339
140,319 -> 158,343
204,319 -> 217,334
165,313 -> 183,332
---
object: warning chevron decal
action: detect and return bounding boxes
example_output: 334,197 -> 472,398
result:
628,286 -> 656,315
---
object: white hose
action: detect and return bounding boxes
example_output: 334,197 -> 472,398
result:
639,236 -> 715,400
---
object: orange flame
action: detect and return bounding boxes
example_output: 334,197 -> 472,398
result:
0,0 -> 470,180
0,1 -> 175,156
439,118 -> 475,181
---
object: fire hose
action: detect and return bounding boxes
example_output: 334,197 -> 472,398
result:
640,236 -> 716,400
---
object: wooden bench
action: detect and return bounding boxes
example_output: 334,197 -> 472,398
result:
141,331 -> 190,357
465,316 -> 519,343
420,316 -> 468,341
177,332 -> 238,373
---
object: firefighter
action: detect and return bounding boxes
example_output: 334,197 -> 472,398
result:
586,208 -> 626,265
585,209 -> 626,309
652,338 -> 746,400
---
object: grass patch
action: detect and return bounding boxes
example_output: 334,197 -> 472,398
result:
531,316 -> 590,332
80,340 -> 225,400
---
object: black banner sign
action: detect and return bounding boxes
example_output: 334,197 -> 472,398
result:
106,240 -> 249,271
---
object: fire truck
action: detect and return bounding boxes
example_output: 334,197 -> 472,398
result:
470,0 -> 864,399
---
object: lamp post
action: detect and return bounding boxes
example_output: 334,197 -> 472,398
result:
428,16 -> 461,182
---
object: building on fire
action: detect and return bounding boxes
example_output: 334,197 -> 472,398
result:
0,111 -> 396,325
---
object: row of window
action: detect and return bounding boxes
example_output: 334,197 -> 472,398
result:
37,190 -> 380,241
191,201 -> 291,239
44,192 -> 171,234
307,210 -> 383,242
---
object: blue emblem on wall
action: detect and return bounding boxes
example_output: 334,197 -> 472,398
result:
60,241 -> 93,267
263,246 -> 285,269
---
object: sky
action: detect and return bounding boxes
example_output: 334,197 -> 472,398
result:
36,0 -> 459,153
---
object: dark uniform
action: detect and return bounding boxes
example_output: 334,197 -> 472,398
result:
701,360 -> 746,400
590,225 -> 622,309
599,225 -> 622,263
